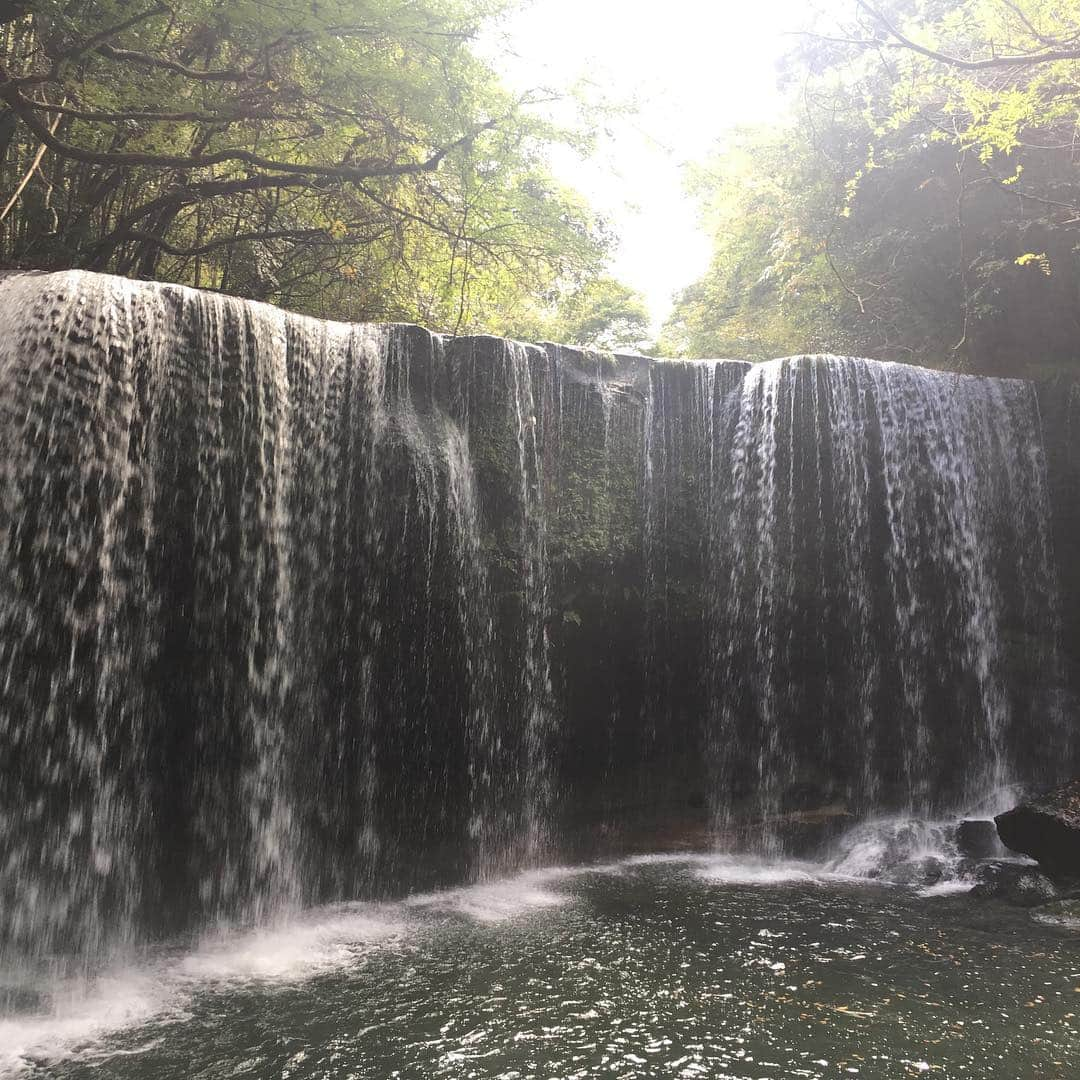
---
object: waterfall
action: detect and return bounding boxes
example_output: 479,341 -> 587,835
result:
443,336 -> 556,872
644,355 -> 1067,844
0,272 -> 1075,972
0,273 -> 559,969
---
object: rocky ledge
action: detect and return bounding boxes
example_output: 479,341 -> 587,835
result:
996,780 -> 1080,877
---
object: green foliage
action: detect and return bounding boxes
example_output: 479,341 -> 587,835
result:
0,0 -> 637,335
665,0 -> 1080,375
657,126 -> 850,361
501,275 -> 651,351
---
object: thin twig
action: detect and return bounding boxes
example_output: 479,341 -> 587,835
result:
0,96 -> 62,222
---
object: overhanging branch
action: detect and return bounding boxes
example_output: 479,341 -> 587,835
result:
1,85 -> 498,181
856,0 -> 1080,69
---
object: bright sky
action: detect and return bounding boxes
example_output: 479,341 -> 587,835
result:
487,0 -> 844,332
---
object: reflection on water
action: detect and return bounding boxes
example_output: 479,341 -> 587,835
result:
4,850 -> 1079,1079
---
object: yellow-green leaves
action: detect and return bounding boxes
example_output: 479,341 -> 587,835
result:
1016,252 -> 1052,275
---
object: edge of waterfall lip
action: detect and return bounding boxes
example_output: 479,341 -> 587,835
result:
0,270 -> 1044,387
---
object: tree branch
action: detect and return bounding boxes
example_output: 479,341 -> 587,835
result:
0,98 -> 62,222
58,4 -> 171,66
255,21 -> 474,59
120,221 -> 384,258
1,84 -> 497,181
856,0 -> 1080,68
87,175 -> 322,263
20,98 -> 308,125
85,18 -> 468,84
92,42 -> 255,82
997,0 -> 1080,50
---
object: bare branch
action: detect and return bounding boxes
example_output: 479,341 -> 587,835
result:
86,174 -> 319,264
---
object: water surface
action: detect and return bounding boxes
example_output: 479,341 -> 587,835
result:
5,854 -> 1079,1078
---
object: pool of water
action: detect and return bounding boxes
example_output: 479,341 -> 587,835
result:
4,853 -> 1079,1078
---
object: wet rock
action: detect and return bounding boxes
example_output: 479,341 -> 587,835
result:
956,819 -> 1002,860
752,805 -> 851,859
970,860 -> 1058,907
1033,898 -> 1080,930
887,856 -> 950,887
995,780 -> 1080,875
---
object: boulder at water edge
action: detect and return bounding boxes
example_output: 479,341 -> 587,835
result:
995,781 -> 1080,876
970,861 -> 1058,907
956,819 -> 1002,860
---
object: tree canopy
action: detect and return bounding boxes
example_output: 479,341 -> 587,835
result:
0,0 -> 643,341
662,0 -> 1080,376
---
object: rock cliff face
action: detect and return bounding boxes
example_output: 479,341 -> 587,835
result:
0,269 -> 1078,964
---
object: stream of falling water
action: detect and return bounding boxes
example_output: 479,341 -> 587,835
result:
644,355 -> 1066,844
0,273 -> 1072,981
0,274 -> 559,972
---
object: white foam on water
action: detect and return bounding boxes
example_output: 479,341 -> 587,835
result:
406,866 -> 578,923
826,816 -> 965,882
620,852 -> 708,868
0,831 -> 1015,1075
0,863 -> 596,1075
176,903 -> 408,984
0,902 -> 408,1076
694,855 -> 829,887
0,967 -> 167,1076
917,879 -> 976,898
